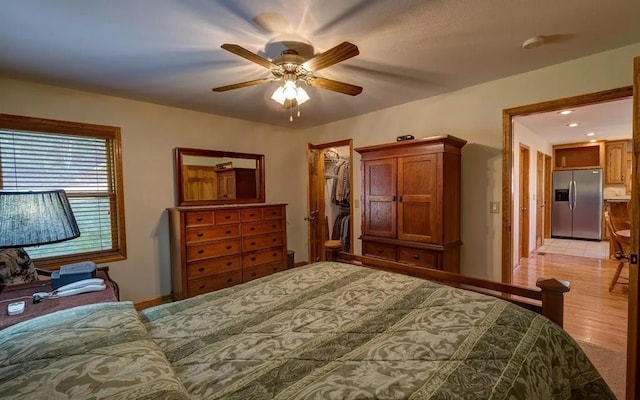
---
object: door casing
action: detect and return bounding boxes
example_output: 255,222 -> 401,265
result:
307,139 -> 354,262
501,84 -> 638,399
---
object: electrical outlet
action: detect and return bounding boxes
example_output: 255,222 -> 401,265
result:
490,201 -> 500,214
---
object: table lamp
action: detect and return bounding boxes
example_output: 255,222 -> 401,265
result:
0,190 -> 80,286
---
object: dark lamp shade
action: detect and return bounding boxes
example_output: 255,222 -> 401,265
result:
0,190 -> 81,248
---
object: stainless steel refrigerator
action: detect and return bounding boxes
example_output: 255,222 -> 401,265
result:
551,168 -> 603,240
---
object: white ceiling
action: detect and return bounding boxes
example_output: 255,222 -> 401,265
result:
515,98 -> 633,145
2,0 -> 640,129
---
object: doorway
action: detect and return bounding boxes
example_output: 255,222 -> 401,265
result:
306,139 -> 353,263
501,84 -> 638,398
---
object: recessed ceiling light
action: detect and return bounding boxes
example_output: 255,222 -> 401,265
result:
585,132 -> 596,136
567,123 -> 579,127
559,110 -> 573,115
589,139 -> 597,143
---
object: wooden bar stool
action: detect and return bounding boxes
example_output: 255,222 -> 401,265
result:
324,240 -> 342,262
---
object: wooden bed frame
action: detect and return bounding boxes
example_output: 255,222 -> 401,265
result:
325,247 -> 571,327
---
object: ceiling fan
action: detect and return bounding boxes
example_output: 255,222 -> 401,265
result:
212,41 -> 362,111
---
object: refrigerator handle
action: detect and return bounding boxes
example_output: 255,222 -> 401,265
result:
572,180 -> 577,210
568,180 -> 574,210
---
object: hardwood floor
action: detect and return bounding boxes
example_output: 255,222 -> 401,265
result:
513,252 -> 628,352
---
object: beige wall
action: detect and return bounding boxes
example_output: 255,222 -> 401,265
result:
0,77 -> 308,303
2,42 -> 639,300
305,42 -> 640,280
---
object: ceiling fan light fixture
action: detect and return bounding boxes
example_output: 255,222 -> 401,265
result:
271,86 -> 286,105
296,86 -> 310,105
283,80 -> 298,100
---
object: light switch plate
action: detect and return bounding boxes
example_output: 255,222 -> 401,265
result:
490,201 -> 500,214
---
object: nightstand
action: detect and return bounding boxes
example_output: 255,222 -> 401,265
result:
0,270 -> 118,329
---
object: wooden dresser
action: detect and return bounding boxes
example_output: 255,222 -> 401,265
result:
168,203 -> 287,299
356,135 -> 466,273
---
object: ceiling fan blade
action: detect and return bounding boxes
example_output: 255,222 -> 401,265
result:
221,44 -> 278,70
302,42 -> 359,72
307,77 -> 362,96
212,78 -> 272,92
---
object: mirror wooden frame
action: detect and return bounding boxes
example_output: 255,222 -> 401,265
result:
175,147 -> 265,206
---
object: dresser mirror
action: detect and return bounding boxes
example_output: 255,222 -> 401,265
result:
175,147 -> 265,206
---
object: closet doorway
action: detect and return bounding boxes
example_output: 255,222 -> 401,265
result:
306,140 -> 353,263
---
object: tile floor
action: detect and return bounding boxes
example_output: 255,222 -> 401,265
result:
536,238 -> 609,259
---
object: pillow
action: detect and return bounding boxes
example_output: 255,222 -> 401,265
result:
0,248 -> 39,285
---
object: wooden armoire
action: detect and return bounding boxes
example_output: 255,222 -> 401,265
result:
356,135 -> 466,273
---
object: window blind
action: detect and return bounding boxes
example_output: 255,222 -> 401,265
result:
0,129 -> 118,260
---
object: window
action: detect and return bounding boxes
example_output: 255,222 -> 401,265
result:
0,114 -> 126,268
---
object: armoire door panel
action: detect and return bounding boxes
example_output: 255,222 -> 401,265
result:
363,159 -> 397,237
398,155 -> 441,243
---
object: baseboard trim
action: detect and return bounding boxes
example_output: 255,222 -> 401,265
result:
134,294 -> 173,310
294,261 -> 309,267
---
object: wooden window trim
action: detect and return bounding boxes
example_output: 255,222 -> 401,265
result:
0,113 -> 127,269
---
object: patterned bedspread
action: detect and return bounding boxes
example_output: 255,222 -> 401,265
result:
0,302 -> 189,399
142,261 -> 614,400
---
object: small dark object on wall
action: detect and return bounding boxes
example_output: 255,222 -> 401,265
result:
396,135 -> 415,141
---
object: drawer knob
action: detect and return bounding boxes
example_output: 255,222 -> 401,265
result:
272,238 -> 277,242
273,253 -> 277,257
198,249 -> 204,254
225,215 -> 231,219
273,267 -> 277,271
412,254 -> 420,260
271,224 -> 276,228
225,245 -> 232,250
251,272 -> 256,277
227,278 -> 232,283
251,257 -> 256,261
377,249 -> 383,254
271,211 -> 277,215
250,241 -> 256,246
250,227 -> 255,231
250,213 -> 255,217
199,285 -> 205,289
196,217 -> 203,222
197,233 -> 204,237
226,261 -> 232,266
198,267 -> 205,272
225,230 -> 231,234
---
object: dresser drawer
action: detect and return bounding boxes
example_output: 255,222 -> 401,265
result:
242,232 -> 283,252
185,211 -> 214,227
398,247 -> 439,269
363,241 -> 397,261
243,263 -> 286,282
262,206 -> 284,220
240,208 -> 263,222
214,210 -> 240,224
186,239 -> 241,261
186,255 -> 242,279
186,225 -> 240,243
188,271 -> 242,296
242,219 -> 284,236
243,248 -> 284,268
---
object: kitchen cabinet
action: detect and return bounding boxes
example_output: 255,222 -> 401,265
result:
553,141 -> 604,170
356,135 -> 466,273
605,140 -> 626,184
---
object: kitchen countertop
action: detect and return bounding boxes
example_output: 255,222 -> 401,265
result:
603,198 -> 630,202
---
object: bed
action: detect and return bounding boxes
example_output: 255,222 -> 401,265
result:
0,260 -> 615,399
